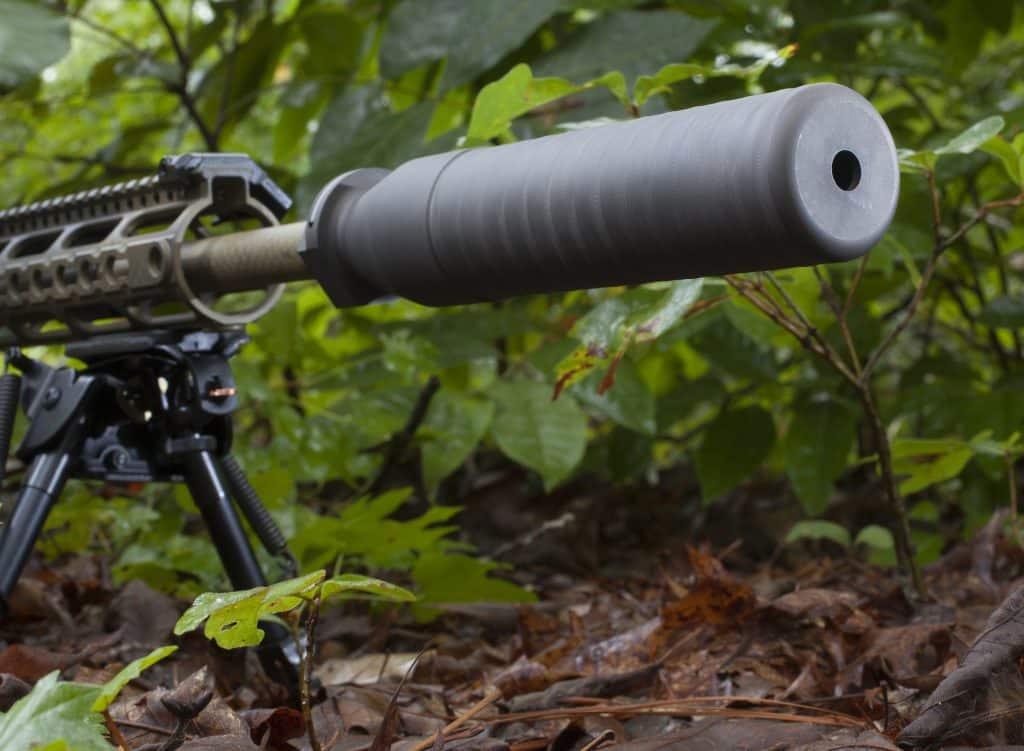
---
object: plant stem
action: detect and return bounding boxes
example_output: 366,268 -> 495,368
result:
856,383 -> 923,594
103,710 -> 131,750
301,591 -> 324,751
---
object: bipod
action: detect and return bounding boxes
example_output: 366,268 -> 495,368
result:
0,329 -> 301,688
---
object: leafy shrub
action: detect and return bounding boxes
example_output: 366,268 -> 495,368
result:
3,1 -> 1024,595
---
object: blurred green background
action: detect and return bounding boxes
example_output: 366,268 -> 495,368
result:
4,0 -> 1024,598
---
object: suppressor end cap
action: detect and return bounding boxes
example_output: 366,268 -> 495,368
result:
300,168 -> 389,307
780,83 -> 900,262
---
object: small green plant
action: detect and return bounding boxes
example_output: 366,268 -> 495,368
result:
0,646 -> 176,751
175,569 -> 415,751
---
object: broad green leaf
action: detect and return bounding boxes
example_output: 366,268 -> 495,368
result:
978,295 -> 1024,329
854,524 -> 896,566
633,63 -> 708,106
175,571 -> 325,648
898,148 -> 936,173
696,406 -> 776,502
691,314 -> 776,381
0,672 -> 105,751
466,64 -> 629,142
890,438 -> 974,494
412,552 -> 535,610
555,280 -> 704,394
490,380 -> 588,490
175,571 -> 413,649
981,136 -> 1023,185
935,116 -> 1005,155
467,64 -> 579,142
632,44 -> 795,107
321,574 -> 417,602
288,490 -> 463,574
298,85 -> 435,212
380,0 -> 562,90
534,10 -> 717,86
785,520 -> 852,548
0,1 -> 69,90
420,390 -> 495,492
575,359 -> 656,435
196,17 -> 289,138
784,397 -> 858,515
92,645 -> 177,712
890,437 -> 968,458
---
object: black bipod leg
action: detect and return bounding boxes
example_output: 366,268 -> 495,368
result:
181,450 -> 301,689
221,454 -> 298,576
0,436 -> 79,617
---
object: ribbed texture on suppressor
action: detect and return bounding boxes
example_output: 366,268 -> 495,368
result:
329,83 -> 899,307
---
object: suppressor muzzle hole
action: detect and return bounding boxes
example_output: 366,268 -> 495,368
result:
832,150 -> 861,191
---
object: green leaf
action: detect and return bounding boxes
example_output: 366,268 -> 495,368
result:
555,280 -> 703,394
420,390 -> 495,492
575,359 -> 656,435
632,44 -> 795,107
466,64 -> 631,142
890,438 -> 974,495
854,524 -> 896,566
412,552 -> 535,609
785,520 -> 852,548
490,379 -> 588,490
695,406 -> 776,502
467,64 -> 579,142
633,63 -> 708,107
534,10 -> 717,86
380,0 -> 562,90
196,17 -> 289,139
298,85 -> 435,212
92,645 -> 177,712
784,397 -> 858,515
0,1 -> 69,90
0,672 -> 106,751
855,525 -> 895,550
175,571 -> 325,648
935,116 -> 1005,156
979,295 -> 1024,329
981,136 -> 1023,185
321,573 -> 417,602
175,571 -> 414,649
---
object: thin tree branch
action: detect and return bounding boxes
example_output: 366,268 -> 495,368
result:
147,0 -> 218,150
148,0 -> 191,72
363,376 -> 441,497
814,266 -> 863,375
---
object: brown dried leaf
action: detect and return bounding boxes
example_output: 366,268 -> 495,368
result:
660,548 -> 757,630
491,656 -> 549,699
0,643 -> 70,681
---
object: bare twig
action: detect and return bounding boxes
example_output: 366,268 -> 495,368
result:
147,0 -> 218,150
148,0 -> 191,71
364,376 -> 441,496
412,687 -> 503,751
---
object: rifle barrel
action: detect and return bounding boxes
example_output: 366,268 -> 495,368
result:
181,222 -> 309,294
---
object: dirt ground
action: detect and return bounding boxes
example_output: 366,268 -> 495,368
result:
4,471 -> 1023,751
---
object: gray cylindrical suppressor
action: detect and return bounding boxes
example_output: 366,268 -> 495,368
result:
299,82 -> 898,308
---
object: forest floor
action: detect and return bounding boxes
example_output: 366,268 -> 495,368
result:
3,469 -> 1023,751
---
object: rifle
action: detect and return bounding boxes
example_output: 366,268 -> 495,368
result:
0,83 -> 898,682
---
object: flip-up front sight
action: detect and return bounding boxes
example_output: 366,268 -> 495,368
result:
0,83 -> 898,346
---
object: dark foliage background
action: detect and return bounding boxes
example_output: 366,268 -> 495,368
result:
3,0 -> 1024,600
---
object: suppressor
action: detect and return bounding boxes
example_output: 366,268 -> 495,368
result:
0,83 -> 899,345
298,82 -> 899,307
